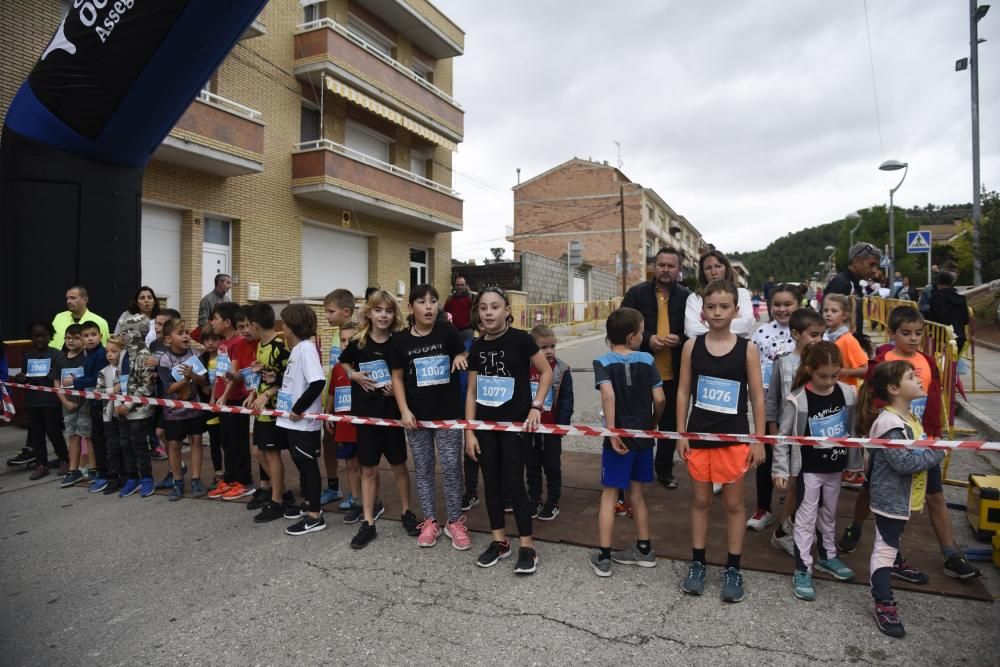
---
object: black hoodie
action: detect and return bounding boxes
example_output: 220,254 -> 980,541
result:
928,287 -> 969,351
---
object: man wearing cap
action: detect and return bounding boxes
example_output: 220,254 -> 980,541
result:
823,242 -> 881,338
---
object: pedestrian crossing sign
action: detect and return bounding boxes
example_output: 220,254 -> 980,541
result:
906,230 -> 931,254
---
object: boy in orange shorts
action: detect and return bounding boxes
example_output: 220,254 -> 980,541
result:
676,280 -> 766,602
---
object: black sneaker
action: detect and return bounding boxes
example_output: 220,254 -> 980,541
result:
838,524 -> 862,554
373,500 -> 385,521
530,502 -> 542,519
461,494 -> 479,511
537,503 -> 560,521
254,500 -> 284,523
283,503 -> 305,520
7,449 -> 34,466
943,553 -> 981,579
350,522 -> 377,549
891,560 -> 929,584
514,547 -> 538,575
343,503 -> 363,524
657,470 -> 678,489
874,600 -> 905,638
401,510 -> 420,536
247,488 -> 269,511
102,480 -> 123,496
286,514 -> 326,536
60,470 -> 85,488
476,540 -> 512,568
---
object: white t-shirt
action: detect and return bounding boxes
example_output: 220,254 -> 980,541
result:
276,341 -> 325,432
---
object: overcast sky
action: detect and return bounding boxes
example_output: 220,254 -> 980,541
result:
434,0 -> 999,261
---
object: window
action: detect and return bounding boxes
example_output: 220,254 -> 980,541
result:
345,120 -> 391,163
302,2 -> 320,24
411,57 -> 434,83
300,102 -> 320,143
410,248 -> 428,288
204,217 -> 231,246
646,205 -> 654,221
410,149 -> 429,178
347,13 -> 394,56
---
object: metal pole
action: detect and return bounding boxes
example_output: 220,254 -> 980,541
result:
970,0 -> 983,285
927,245 -> 932,292
619,184 -> 627,297
887,190 -> 895,285
567,240 -> 572,307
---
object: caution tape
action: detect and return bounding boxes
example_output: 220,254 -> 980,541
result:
3,381 -> 999,452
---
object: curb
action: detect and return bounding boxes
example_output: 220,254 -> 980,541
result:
956,400 -> 1000,442
974,338 -> 1000,352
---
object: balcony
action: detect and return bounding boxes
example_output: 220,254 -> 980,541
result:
294,19 -> 462,144
153,91 -> 264,177
292,139 -> 462,233
352,0 -> 464,58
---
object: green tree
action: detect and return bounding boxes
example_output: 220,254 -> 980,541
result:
981,189 -> 1000,281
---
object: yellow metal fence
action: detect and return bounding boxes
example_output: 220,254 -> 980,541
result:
512,298 -> 622,334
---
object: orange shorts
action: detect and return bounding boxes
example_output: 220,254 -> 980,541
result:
686,445 -> 750,484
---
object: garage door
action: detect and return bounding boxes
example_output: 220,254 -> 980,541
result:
141,203 -> 182,308
301,223 -> 369,298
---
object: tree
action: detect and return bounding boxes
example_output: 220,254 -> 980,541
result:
485,247 -> 506,264
981,188 -> 1000,282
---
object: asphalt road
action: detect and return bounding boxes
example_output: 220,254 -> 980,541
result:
1,331 -> 998,665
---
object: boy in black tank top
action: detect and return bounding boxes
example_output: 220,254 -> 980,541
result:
675,280 -> 766,603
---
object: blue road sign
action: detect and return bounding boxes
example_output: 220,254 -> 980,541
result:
906,230 -> 931,254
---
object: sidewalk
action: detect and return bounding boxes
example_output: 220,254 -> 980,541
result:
958,342 -> 1000,441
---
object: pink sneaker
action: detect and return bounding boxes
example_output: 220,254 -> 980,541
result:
445,516 -> 472,551
417,519 -> 440,547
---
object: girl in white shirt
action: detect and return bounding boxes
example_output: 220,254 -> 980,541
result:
684,251 -> 755,339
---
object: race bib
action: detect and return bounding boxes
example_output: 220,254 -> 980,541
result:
334,385 -> 351,412
808,409 -> 848,447
761,358 -> 774,392
476,376 -> 515,407
413,355 -> 450,387
695,376 -> 740,414
910,396 -> 928,421
26,358 -> 51,377
61,367 -> 84,383
171,356 -> 207,383
329,345 -> 341,368
530,381 -> 554,411
119,374 -> 129,394
215,354 -> 232,375
359,359 -> 391,388
276,391 -> 294,413
240,367 -> 260,391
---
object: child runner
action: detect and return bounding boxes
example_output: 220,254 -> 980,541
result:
16,321 -> 67,480
676,280 -> 766,602
275,304 -> 328,536
56,324 -> 91,487
821,293 -> 869,489
95,336 -> 125,495
340,289 -> 418,548
148,308 -> 179,463
198,330 -> 224,489
244,303 -> 292,522
838,306 -> 980,579
324,322 -> 363,521
525,324 -> 573,521
760,308 -> 825,554
71,322 -> 109,492
773,341 -> 856,600
157,318 -> 209,501
858,360 -> 944,638
466,287 -> 553,575
590,307 -> 665,577
320,288 -> 356,506
116,314 -> 157,498
390,284 -> 472,550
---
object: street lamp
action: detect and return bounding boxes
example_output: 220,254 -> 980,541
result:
964,3 -> 989,284
846,211 -> 863,248
879,160 -> 908,284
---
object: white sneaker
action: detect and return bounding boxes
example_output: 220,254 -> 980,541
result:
712,483 -> 723,495
746,508 -> 774,531
770,517 -> 795,557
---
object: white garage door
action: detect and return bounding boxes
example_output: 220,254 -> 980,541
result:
141,203 -> 182,308
301,223 -> 369,297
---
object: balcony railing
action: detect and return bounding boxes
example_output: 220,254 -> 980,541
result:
196,89 -> 263,121
298,19 -> 461,109
296,138 -> 458,197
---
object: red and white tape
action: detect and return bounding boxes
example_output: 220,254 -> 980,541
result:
3,381 -> 998,452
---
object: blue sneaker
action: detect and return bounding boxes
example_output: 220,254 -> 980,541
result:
816,557 -> 855,582
155,472 -> 175,490
88,477 -> 109,493
139,476 -> 156,497
339,494 -> 356,511
169,480 -> 184,502
681,561 -> 707,595
320,486 -> 343,506
792,570 -> 816,601
120,478 -> 140,497
720,567 -> 746,603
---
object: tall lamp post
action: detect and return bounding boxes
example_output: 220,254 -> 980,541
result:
846,211 -> 863,248
878,160 -> 909,285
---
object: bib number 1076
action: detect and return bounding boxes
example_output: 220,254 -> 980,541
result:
694,376 -> 740,415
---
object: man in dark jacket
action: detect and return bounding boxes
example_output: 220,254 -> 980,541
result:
824,241 -> 881,338
621,246 -> 690,488
928,270 -> 969,353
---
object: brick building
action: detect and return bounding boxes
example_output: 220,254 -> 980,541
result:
1,0 -> 464,322
509,158 -> 706,291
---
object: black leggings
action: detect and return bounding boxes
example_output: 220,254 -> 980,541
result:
654,379 -> 678,474
89,401 -> 108,475
207,422 -> 222,472
755,443 -> 775,512
220,408 -> 251,485
287,429 -> 321,513
27,406 -> 67,464
525,433 -> 562,505
477,431 -> 532,536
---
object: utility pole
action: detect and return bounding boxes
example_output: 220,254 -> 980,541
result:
969,1 -> 988,285
619,184 -> 627,297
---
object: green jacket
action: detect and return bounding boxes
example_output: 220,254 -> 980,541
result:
51,309 -> 110,350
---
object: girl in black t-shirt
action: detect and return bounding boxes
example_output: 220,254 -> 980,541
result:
391,284 -> 470,550
339,289 -> 417,549
466,288 -> 553,575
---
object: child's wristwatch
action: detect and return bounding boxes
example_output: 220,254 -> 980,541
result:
530,400 -> 543,410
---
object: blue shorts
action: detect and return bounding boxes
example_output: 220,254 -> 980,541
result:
336,442 -> 357,460
601,447 -> 654,489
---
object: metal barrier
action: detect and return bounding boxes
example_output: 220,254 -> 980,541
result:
514,298 -> 621,333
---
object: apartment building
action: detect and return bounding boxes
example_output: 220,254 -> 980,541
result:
510,158 -> 705,290
0,0 -> 464,322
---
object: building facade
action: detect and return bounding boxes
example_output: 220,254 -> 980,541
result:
1,0 -> 464,322
510,158 -> 705,291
